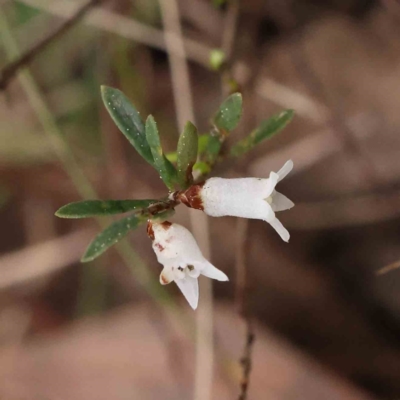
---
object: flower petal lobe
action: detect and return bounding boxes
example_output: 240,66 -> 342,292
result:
200,261 -> 229,281
175,277 -> 199,309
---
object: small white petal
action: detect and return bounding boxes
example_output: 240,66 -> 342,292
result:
276,160 -> 293,182
264,172 -> 279,198
160,266 -> 174,285
271,191 -> 295,212
268,216 -> 290,242
175,276 -> 199,310
200,261 -> 229,281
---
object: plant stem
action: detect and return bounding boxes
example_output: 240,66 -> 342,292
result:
159,1 -> 214,399
0,7 -> 174,308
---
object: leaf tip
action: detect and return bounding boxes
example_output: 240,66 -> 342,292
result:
184,120 -> 197,134
81,247 -> 95,262
54,206 -> 66,218
100,85 -> 110,95
80,254 -> 92,263
146,114 -> 156,125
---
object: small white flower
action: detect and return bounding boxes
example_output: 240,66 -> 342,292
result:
179,160 -> 294,242
148,221 -> 228,309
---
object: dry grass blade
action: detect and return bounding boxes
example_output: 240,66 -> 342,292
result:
18,0 -> 212,67
0,230 -> 93,290
0,0 -> 105,90
377,260 -> 400,276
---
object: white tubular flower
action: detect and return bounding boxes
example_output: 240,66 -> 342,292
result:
179,160 -> 294,242
147,221 -> 228,309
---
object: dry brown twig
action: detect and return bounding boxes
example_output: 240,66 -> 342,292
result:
0,0 -> 105,90
377,260 -> 400,276
0,229 -> 93,290
221,0 -> 240,61
18,0 -> 212,67
278,1 -> 384,189
235,218 -> 255,400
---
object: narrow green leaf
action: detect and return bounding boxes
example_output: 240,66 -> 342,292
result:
230,110 -> 294,157
55,199 -> 160,219
145,115 -> 177,190
101,86 -> 153,164
177,121 -> 198,189
213,93 -> 242,133
81,214 -> 146,262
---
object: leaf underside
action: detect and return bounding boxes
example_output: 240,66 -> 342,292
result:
101,86 -> 154,165
81,208 -> 176,262
177,121 -> 198,189
55,199 -> 161,219
145,115 -> 177,190
213,93 -> 243,133
82,214 -> 146,262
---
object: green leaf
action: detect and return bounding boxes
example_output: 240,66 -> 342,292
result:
230,110 -> 294,157
55,199 -> 160,219
177,121 -> 198,189
101,86 -> 153,164
81,214 -> 146,262
145,115 -> 177,190
213,93 -> 242,133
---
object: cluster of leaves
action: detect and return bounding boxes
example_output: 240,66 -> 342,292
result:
55,86 -> 293,262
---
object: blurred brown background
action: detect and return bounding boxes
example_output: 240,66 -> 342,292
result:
1,0 -> 400,399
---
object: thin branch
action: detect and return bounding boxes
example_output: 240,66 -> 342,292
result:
0,230 -> 93,290
218,0 -> 241,96
0,7 -> 174,307
381,0 -> 400,16
159,0 -> 195,129
235,218 -> 255,400
0,0 -> 104,90
238,321 -> 255,400
280,13 -> 383,188
377,260 -> 400,276
18,0 -> 211,68
221,0 -> 240,61
158,3 -> 213,400
255,77 -> 329,124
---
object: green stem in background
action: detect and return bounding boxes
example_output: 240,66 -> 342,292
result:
0,8 -> 176,311
76,261 -> 108,316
